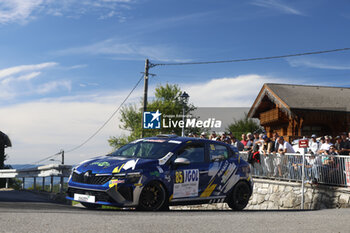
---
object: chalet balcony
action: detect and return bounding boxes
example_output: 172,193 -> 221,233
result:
259,108 -> 287,125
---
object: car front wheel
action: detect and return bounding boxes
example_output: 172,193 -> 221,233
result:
137,181 -> 168,211
227,181 -> 251,210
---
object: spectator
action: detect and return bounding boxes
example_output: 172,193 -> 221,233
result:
321,145 -> 339,183
231,136 -> 244,151
224,137 -> 231,144
319,135 -> 333,154
319,136 -> 325,147
305,152 -> 322,184
221,132 -> 228,142
273,132 -> 279,149
339,132 -> 350,155
253,132 -> 259,144
261,135 -> 274,176
209,131 -> 217,141
275,136 -> 295,177
308,134 -> 320,154
200,132 -> 207,139
277,136 -> 295,154
244,133 -> 254,151
241,134 -> 248,146
188,133 -> 194,138
334,136 -> 342,152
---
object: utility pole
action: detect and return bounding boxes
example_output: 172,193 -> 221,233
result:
141,59 -> 150,138
61,150 -> 64,165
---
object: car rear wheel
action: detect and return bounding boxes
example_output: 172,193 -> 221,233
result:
81,202 -> 102,209
227,181 -> 251,211
137,181 -> 168,211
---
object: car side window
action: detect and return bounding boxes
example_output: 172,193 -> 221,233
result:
209,143 -> 229,161
177,143 -> 205,163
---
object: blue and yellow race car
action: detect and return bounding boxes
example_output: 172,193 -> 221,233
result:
66,135 -> 252,210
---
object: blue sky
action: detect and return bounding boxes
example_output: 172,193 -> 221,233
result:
1,0 -> 350,164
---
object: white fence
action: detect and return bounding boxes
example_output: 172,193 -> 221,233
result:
240,152 -> 350,187
0,164 -> 72,192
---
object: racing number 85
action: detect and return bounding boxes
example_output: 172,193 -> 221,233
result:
175,171 -> 183,183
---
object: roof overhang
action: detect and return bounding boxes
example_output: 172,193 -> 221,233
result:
248,83 -> 292,118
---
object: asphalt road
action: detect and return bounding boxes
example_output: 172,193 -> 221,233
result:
1,190 -> 350,233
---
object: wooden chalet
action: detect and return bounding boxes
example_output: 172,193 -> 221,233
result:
248,83 -> 350,142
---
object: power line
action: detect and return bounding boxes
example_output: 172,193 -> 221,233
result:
151,47 -> 350,67
15,152 -> 61,169
65,74 -> 144,153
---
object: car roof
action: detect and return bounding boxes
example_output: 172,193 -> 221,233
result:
145,134 -> 231,147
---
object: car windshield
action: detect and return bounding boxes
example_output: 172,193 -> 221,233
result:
109,139 -> 179,159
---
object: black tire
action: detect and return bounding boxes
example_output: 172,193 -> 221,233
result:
227,181 -> 251,211
137,181 -> 168,211
81,202 -> 101,209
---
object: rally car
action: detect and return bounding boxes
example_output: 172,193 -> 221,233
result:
66,135 -> 253,211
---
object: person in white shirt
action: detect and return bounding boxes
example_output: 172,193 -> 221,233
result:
277,136 -> 295,154
319,135 -> 333,154
308,134 -> 320,154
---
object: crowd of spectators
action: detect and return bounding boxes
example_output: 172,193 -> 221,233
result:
187,131 -> 350,185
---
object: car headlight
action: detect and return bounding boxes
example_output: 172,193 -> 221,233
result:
112,171 -> 142,183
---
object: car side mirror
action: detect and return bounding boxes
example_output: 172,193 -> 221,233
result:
174,157 -> 190,166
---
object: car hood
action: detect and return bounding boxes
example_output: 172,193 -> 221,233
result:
75,156 -> 158,174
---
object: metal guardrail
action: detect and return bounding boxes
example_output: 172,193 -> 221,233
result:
0,164 -> 72,193
240,152 -> 350,187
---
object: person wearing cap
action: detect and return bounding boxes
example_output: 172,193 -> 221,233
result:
200,132 -> 207,139
309,134 -> 320,154
188,133 -> 194,138
319,135 -> 333,154
230,136 -> 244,151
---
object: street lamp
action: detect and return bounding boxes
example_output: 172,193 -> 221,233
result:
180,91 -> 190,137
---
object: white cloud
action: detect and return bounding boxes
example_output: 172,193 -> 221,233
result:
0,62 -> 57,80
287,58 -> 350,70
251,0 -> 304,16
67,64 -> 88,70
0,0 -> 43,24
182,74 -> 288,107
0,0 -> 134,24
55,39 -> 189,62
36,80 -> 72,94
17,71 -> 42,81
0,62 -> 60,100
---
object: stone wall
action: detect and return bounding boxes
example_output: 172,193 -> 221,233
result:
171,178 -> 350,210
247,178 -> 350,210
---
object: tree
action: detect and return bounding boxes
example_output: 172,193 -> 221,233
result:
227,113 -> 264,139
109,84 -> 195,149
